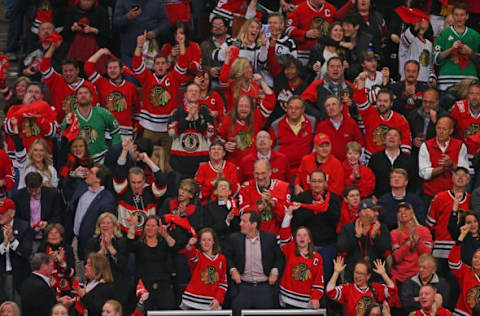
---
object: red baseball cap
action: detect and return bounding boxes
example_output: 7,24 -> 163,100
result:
314,133 -> 331,146
0,199 -> 15,214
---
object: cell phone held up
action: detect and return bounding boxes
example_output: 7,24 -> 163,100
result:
131,4 -> 140,11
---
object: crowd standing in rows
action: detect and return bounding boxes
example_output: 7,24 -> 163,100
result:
1,0 -> 480,315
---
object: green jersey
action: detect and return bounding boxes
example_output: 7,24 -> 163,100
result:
61,106 -> 121,161
434,26 -> 480,90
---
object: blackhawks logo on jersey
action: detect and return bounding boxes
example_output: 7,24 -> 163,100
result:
419,49 -> 430,67
235,131 -> 252,150
21,117 -> 41,137
105,91 -> 127,112
62,94 -> 77,114
372,124 -> 390,146
200,266 -> 218,284
354,296 -> 374,316
464,123 -> 480,138
79,126 -> 99,144
181,133 -> 201,152
466,285 -> 480,308
291,263 -> 311,282
256,199 -> 273,222
149,86 -> 170,107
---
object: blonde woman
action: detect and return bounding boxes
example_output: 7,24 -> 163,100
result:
0,301 -> 20,316
390,202 -> 432,283
18,138 -> 58,189
86,213 -> 128,305
215,18 -> 267,73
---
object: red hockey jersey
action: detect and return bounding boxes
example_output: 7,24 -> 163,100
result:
426,190 -> 470,258
286,0 -> 336,61
450,99 -> 480,141
237,150 -> 291,184
448,243 -> 480,316
270,113 -> 316,171
295,152 -> 344,197
4,100 -> 57,163
217,95 -> 274,165
327,282 -> 396,316
39,56 -> 98,121
238,179 -> 290,234
409,307 -> 452,316
195,160 -> 240,204
160,41 -> 201,76
0,149 -> 14,197
278,223 -> 324,308
354,88 -> 412,157
181,248 -> 228,310
131,52 -> 188,132
84,61 -> 140,138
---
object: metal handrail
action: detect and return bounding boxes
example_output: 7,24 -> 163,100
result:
148,311 -> 232,316
241,309 -> 327,315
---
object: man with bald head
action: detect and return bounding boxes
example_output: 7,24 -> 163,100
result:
410,285 -> 452,316
238,130 -> 290,184
408,89 -> 450,154
238,160 -> 290,234
419,116 -> 470,202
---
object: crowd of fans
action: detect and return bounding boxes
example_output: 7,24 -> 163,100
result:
1,0 -> 480,315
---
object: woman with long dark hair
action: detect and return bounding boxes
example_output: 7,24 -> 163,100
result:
160,22 -> 201,78
449,210 -> 480,265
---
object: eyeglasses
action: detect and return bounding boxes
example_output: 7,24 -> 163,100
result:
212,23 -> 225,28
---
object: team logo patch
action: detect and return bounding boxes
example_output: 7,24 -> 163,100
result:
21,117 -> 40,137
181,133 -> 200,152
372,125 -> 390,146
131,210 -> 147,231
200,266 -> 218,284
62,94 -> 77,114
354,296 -> 374,316
419,49 -> 430,67
79,126 -> 99,143
149,85 -> 170,107
464,123 -> 480,138
235,131 -> 252,150
105,91 -> 127,112
256,199 -> 273,222
291,263 -> 311,282
466,285 -> 480,309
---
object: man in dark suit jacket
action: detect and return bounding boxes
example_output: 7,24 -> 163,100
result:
13,172 -> 63,241
20,253 -> 58,316
65,164 -> 117,260
0,198 -> 33,303
225,210 -> 284,316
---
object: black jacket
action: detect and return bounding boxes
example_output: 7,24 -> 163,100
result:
13,187 -> 64,225
391,81 -> 430,118
20,273 -> 57,316
225,231 -> 284,277
0,219 -> 33,291
368,150 -> 417,198
292,190 -> 341,246
64,182 -> 117,260
337,220 -> 391,282
202,199 -> 240,250
400,273 -> 450,312
81,282 -> 116,316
